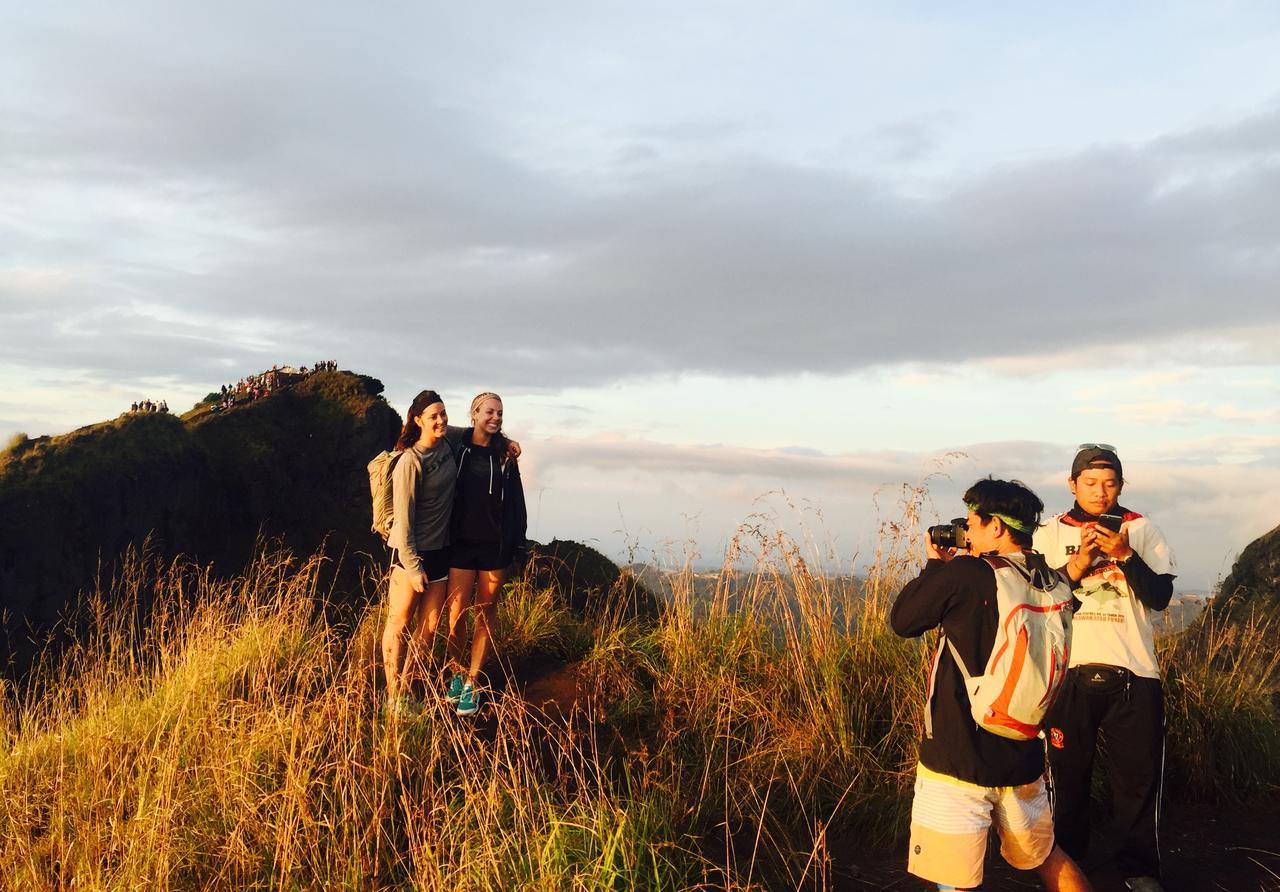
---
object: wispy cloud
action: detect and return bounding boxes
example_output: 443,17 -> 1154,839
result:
1072,401 -> 1280,426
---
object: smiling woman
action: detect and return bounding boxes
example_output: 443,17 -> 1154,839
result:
381,389 -> 456,718
442,392 -> 528,717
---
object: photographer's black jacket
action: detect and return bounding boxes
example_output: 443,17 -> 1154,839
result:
890,556 -> 1045,787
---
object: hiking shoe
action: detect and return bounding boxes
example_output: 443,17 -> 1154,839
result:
445,672 -> 466,704
382,694 -> 422,721
1125,878 -> 1165,892
456,682 -> 480,716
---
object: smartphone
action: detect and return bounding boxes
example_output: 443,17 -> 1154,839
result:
1097,514 -> 1124,533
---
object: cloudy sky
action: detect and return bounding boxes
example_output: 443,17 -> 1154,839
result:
4,2 -> 1279,589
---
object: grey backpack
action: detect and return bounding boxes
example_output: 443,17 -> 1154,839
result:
367,450 -> 404,542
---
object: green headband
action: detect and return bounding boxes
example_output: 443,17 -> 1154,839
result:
967,504 -> 1037,534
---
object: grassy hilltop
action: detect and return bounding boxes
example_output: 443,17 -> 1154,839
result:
0,371 -> 399,676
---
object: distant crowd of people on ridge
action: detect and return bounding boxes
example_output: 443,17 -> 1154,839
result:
122,361 -> 340,417
210,360 -> 338,411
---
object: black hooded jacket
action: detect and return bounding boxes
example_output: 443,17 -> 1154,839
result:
450,430 -> 528,565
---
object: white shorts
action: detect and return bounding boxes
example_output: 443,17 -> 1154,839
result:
907,763 -> 1055,889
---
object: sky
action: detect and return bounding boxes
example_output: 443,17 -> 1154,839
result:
3,2 -> 1279,590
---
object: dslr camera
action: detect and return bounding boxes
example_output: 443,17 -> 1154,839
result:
928,517 -> 968,551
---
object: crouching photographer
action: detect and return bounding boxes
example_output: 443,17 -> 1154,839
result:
889,478 -> 1090,892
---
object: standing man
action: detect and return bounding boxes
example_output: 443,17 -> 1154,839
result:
891,477 -> 1090,892
1036,446 -> 1176,892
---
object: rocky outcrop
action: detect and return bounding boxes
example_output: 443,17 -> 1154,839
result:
525,539 -> 660,620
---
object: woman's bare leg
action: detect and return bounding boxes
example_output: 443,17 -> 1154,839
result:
404,578 -> 449,691
445,568 -> 477,673
467,570 -> 506,681
381,568 -> 420,698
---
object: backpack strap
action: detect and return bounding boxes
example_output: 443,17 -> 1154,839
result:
924,633 -> 977,740
991,551 -> 1067,593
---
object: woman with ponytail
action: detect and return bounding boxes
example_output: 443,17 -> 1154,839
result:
381,389 -> 457,718
443,392 -> 528,716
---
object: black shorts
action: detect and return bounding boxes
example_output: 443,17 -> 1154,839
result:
450,540 -> 505,572
389,546 -> 451,583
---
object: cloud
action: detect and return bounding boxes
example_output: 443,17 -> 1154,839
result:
4,7 -> 1280,397
1072,400 -> 1280,427
866,115 -> 950,163
535,434 -> 920,483
1128,434 -> 1280,465
1153,104 -> 1280,161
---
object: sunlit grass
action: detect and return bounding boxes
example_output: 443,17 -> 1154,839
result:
2,490 -> 1276,889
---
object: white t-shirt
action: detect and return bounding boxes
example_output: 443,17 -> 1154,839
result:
1033,512 -> 1177,679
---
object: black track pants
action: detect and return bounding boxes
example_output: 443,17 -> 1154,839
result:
1045,669 -> 1165,879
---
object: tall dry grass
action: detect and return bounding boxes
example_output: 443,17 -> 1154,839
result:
2,492 -> 1277,890
1,547 -> 712,890
1158,598 -> 1280,802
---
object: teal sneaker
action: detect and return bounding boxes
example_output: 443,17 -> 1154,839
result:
445,672 -> 465,704
455,682 -> 480,716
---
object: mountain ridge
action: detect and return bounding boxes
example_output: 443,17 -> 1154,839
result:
0,370 -> 399,675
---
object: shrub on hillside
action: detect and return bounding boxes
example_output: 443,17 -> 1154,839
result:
3,431 -> 31,458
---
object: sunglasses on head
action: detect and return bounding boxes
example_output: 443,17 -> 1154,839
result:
1076,443 -> 1118,453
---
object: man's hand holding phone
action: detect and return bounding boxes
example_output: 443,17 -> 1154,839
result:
1091,517 -> 1133,562
1068,527 -> 1103,581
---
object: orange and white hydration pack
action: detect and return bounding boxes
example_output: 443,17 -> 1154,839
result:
925,553 -> 1074,742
